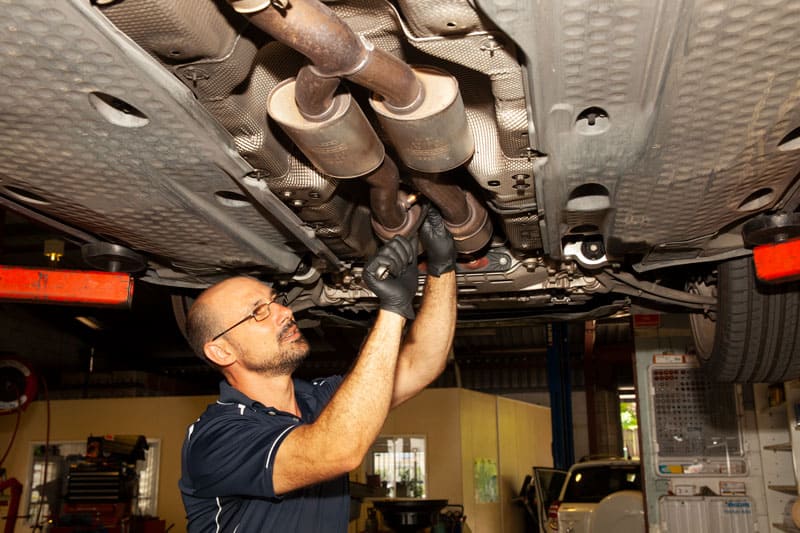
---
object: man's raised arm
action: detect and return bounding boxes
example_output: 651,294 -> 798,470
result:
272,236 -> 418,494
392,208 -> 457,407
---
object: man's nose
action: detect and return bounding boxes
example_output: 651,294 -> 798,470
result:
273,300 -> 293,322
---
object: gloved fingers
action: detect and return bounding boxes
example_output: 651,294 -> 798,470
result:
370,252 -> 402,279
385,235 -> 415,266
418,206 -> 456,276
377,237 -> 415,277
400,252 -> 420,291
397,243 -> 418,278
420,207 -> 450,244
365,237 -> 408,279
403,237 -> 419,277
407,236 -> 419,267
421,207 -> 439,230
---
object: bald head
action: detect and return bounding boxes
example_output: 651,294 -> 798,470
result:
186,277 -> 271,362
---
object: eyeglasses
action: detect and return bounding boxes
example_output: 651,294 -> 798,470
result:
211,293 -> 287,341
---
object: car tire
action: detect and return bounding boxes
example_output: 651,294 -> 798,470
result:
690,255 -> 800,383
171,294 -> 194,342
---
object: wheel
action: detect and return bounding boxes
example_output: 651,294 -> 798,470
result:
690,255 -> 800,382
171,294 -> 195,342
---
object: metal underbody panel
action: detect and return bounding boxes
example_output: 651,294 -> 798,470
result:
2,0 -> 800,315
476,0 -> 800,263
0,0 -> 311,279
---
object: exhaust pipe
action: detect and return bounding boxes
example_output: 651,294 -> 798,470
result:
267,76 -> 385,179
230,0 -> 473,175
364,158 -> 423,240
230,0 -> 487,248
231,0 -> 422,110
411,173 -> 493,254
370,65 -> 474,173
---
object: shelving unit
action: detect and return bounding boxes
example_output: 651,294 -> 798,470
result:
755,382 -> 800,532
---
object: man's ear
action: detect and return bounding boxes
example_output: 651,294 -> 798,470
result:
204,340 -> 236,368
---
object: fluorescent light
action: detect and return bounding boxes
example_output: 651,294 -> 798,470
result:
75,316 -> 103,331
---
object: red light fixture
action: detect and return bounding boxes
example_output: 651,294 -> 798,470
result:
752,238 -> 800,283
0,266 -> 134,307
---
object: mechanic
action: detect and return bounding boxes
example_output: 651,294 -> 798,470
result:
178,208 -> 457,532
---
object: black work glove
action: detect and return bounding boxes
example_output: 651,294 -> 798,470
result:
420,207 -> 456,277
363,236 -> 418,319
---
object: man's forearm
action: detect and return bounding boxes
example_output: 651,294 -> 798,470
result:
391,271 -> 456,406
273,310 -> 405,493
406,271 -> 456,358
312,310 -> 404,458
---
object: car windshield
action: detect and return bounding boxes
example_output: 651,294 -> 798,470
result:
562,465 -> 641,503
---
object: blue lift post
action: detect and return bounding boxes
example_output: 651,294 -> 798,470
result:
547,322 -> 575,469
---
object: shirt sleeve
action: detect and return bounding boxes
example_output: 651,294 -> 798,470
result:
184,414 -> 298,499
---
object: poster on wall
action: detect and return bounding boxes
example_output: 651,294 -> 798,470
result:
473,458 -> 498,503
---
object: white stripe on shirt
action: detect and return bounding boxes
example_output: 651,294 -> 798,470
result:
265,425 -> 297,469
215,497 -> 223,533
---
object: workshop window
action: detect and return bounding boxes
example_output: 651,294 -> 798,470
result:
25,439 -> 160,527
619,385 -> 640,460
366,435 -> 426,498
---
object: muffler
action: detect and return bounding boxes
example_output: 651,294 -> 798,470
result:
370,65 -> 474,173
411,173 -> 492,254
267,78 -> 384,179
230,0 -> 483,247
229,0 -> 473,177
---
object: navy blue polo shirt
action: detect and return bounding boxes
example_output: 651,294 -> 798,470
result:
179,376 -> 348,532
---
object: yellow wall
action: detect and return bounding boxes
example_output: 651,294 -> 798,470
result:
356,388 -> 553,533
497,396 -> 554,533
0,395 -> 215,533
0,390 -> 552,533
459,389 -> 501,532
377,388 -> 464,504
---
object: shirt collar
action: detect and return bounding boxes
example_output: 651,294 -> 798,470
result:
217,378 -> 318,410
218,380 -> 258,407
292,378 -> 318,399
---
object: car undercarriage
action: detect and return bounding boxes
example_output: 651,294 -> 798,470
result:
1,0 -> 800,382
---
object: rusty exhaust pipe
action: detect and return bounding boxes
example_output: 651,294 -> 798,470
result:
411,173 -> 492,254
294,66 -> 339,120
230,0 -> 481,244
410,173 -> 470,225
230,0 -> 473,173
231,0 -> 422,110
364,158 -> 424,240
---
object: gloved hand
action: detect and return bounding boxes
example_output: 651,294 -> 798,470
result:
363,236 -> 418,319
420,207 -> 456,277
